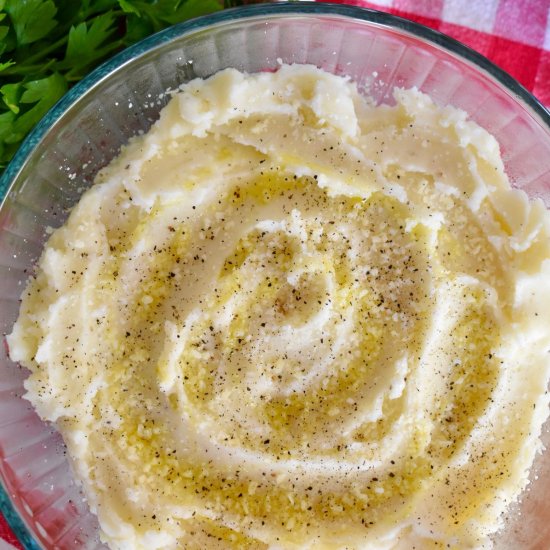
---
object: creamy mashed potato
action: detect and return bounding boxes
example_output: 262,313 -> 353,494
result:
8,64 -> 550,549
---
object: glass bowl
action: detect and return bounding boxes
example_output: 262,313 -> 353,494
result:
1,3 -> 550,549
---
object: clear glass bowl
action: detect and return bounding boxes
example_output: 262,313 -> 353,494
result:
1,4 -> 550,549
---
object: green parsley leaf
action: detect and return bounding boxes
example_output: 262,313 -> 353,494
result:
0,110 -> 17,166
9,73 -> 67,142
54,1 -> 84,29
123,13 -> 154,46
81,0 -> 120,18
65,11 -> 118,74
0,0 -> 225,173
118,0 -> 141,15
5,0 -> 58,46
0,110 -> 16,143
117,0 -> 222,29
0,60 -> 15,72
160,0 -> 223,25
0,25 -> 9,56
0,81 -> 21,113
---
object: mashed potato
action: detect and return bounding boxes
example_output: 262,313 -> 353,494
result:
8,64 -> 550,549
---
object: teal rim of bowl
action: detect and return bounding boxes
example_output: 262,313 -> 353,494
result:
0,482 -> 41,550
1,2 -> 550,548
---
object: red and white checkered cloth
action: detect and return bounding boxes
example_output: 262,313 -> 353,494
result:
1,1 -> 549,548
324,0 -> 550,106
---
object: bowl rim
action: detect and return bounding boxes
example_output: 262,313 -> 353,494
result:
1,2 -> 550,548
0,484 -> 41,550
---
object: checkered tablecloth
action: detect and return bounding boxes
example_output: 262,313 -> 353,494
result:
325,0 -> 550,106
1,0 -> 549,548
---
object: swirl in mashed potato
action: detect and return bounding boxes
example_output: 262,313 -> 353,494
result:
8,64 -> 550,549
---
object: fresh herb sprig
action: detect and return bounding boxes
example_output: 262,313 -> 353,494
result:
0,0 -> 227,172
